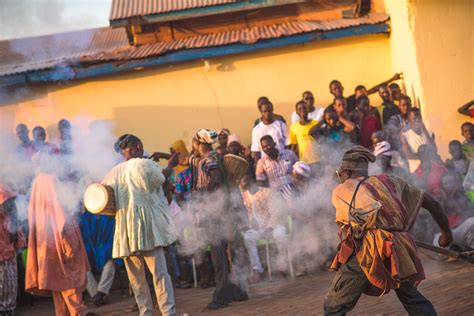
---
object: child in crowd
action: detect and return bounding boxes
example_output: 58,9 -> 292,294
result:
445,140 -> 469,176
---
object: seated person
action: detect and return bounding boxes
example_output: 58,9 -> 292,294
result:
445,140 -> 469,176
227,133 -> 255,176
240,175 -> 289,283
412,144 -> 447,199
433,172 -> 474,252
216,129 -> 230,155
80,211 -> 121,306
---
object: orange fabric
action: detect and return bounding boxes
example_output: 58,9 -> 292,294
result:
52,289 -> 89,316
26,173 -> 89,296
331,175 -> 425,295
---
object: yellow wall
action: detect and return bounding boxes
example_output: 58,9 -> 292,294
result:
385,0 -> 474,158
0,33 -> 393,151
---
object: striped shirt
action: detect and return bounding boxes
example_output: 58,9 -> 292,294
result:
256,149 -> 298,190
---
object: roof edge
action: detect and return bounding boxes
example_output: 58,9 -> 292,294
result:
0,22 -> 389,87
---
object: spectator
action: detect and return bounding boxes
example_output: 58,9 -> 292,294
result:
413,144 -> 447,199
445,140 -> 469,176
31,126 -> 59,155
386,95 -> 412,150
15,123 -> 34,157
389,82 -> 404,105
400,108 -> 433,172
291,91 -> 324,124
57,119 -> 72,155
240,175 -> 287,284
256,135 -> 298,191
227,133 -> 255,176
251,101 -> 288,161
461,122 -> 474,161
310,107 -> 355,145
329,74 -> 402,113
354,95 -> 381,149
379,84 -> 401,125
289,101 -> 319,164
372,131 -> 409,173
253,97 -> 286,127
216,129 -> 230,155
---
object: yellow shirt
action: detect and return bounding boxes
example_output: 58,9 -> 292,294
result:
289,120 -> 319,163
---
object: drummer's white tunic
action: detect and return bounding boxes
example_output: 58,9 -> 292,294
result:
103,158 -> 178,258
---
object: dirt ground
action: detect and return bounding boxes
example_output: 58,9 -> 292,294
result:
16,259 -> 474,316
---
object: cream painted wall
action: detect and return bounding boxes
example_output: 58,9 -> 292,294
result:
0,33 -> 393,151
385,0 -> 474,158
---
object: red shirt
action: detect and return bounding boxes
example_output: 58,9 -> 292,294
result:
413,162 -> 447,199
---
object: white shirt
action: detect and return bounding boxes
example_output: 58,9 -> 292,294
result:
251,120 -> 288,156
291,106 -> 324,125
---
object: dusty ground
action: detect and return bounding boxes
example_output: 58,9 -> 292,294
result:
16,259 -> 474,315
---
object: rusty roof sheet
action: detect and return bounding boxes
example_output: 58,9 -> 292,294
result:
0,27 -> 130,77
110,0 -> 239,21
97,13 -> 389,62
0,13 -> 389,79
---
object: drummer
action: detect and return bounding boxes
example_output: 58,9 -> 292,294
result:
227,133 -> 255,177
103,134 -> 179,316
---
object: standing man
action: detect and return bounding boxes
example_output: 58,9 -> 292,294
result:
194,129 -> 248,310
15,124 -> 34,158
324,146 -> 453,315
379,84 -> 401,125
57,119 -> 73,155
289,100 -> 319,165
31,126 -> 59,154
104,134 -> 178,316
291,91 -> 324,124
251,101 -> 288,162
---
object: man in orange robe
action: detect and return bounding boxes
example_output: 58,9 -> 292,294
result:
26,171 -> 91,316
324,146 -> 453,315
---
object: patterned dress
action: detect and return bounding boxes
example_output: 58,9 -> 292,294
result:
331,175 -> 425,295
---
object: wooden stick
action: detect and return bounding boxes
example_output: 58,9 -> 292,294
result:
415,240 -> 474,263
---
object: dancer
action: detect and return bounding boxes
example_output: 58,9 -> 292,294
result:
324,146 -> 452,315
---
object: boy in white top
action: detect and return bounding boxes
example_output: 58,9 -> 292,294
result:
291,91 -> 324,124
251,100 -> 288,161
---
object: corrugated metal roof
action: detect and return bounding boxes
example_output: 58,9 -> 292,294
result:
0,13 -> 389,79
0,27 -> 130,77
98,13 -> 389,62
110,0 -> 238,21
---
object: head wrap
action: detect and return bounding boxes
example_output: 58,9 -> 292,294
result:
227,133 -> 241,145
293,161 -> 311,178
114,134 -> 141,153
170,139 -> 189,156
373,141 -> 392,157
219,128 -> 230,136
340,145 -> 376,171
195,129 -> 218,145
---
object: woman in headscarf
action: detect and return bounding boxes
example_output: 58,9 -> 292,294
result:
324,145 -> 452,315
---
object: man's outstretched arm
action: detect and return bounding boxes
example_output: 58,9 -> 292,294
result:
421,192 -> 453,247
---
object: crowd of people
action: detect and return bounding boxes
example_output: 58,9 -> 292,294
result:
0,73 -> 473,316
